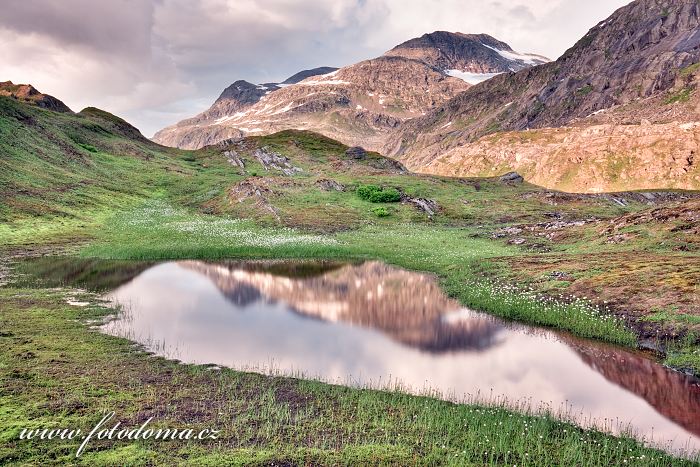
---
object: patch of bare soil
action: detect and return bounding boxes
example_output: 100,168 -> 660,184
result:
228,177 -> 298,221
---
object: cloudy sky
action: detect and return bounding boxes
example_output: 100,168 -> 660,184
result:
0,0 -> 631,136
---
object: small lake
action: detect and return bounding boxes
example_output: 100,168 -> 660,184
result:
21,258 -> 700,454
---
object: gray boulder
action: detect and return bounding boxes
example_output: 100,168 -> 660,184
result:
499,172 -> 524,184
345,146 -> 367,160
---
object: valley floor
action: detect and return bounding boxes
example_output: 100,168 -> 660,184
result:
1,199 -> 699,465
1,98 -> 698,463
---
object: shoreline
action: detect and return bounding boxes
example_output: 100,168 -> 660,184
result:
1,278 -> 697,465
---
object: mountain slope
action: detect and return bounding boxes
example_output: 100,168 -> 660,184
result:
387,0 -> 700,191
152,32 -> 546,150
152,67 -> 336,148
282,66 -> 339,84
0,81 -> 72,113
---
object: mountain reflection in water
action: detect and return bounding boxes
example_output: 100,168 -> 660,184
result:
20,257 -> 700,453
180,260 -> 502,353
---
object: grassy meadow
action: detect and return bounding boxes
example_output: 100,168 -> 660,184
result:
1,94 -> 699,464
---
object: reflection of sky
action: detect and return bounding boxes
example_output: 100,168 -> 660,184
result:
104,262 -> 699,452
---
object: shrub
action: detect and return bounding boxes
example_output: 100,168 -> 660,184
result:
356,184 -> 401,203
356,184 -> 380,201
371,207 -> 390,217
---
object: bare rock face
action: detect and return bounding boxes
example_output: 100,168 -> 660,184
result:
499,172 -> 524,184
388,0 -> 700,191
405,197 -> 439,217
315,179 -> 345,192
345,146 -> 367,160
152,32 -> 545,150
253,147 -> 302,176
0,81 -> 72,113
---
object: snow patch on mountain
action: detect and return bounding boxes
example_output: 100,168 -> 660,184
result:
446,70 -> 502,84
482,44 -> 549,66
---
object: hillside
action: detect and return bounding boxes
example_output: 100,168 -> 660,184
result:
0,91 -> 236,238
152,32 -> 546,150
387,0 -> 700,192
0,80 -> 72,113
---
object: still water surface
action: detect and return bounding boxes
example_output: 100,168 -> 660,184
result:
30,258 -> 700,453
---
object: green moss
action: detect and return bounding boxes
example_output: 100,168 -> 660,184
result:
665,88 -> 693,104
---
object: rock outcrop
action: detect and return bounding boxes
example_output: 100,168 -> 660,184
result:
0,81 -> 71,113
419,122 -> 700,192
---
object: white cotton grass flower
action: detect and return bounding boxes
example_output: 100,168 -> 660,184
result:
117,200 -> 339,249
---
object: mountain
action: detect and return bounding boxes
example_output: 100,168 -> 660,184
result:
180,260 -> 502,352
152,67 -> 338,148
385,31 -> 549,81
0,81 -> 71,113
281,66 -> 339,84
387,0 -> 700,192
152,32 -> 547,150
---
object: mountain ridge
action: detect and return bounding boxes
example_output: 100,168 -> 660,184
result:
385,31 -> 549,74
152,31 -> 546,150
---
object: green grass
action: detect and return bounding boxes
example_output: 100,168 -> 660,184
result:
644,310 -> 700,326
81,200 -> 635,346
0,287 -> 692,466
664,331 -> 700,375
665,346 -> 700,375
680,63 -> 700,78
1,95 -> 698,464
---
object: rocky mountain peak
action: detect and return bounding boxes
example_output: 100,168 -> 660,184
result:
384,30 -> 550,76
0,80 -> 72,113
383,0 -> 700,192
214,80 -> 280,113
